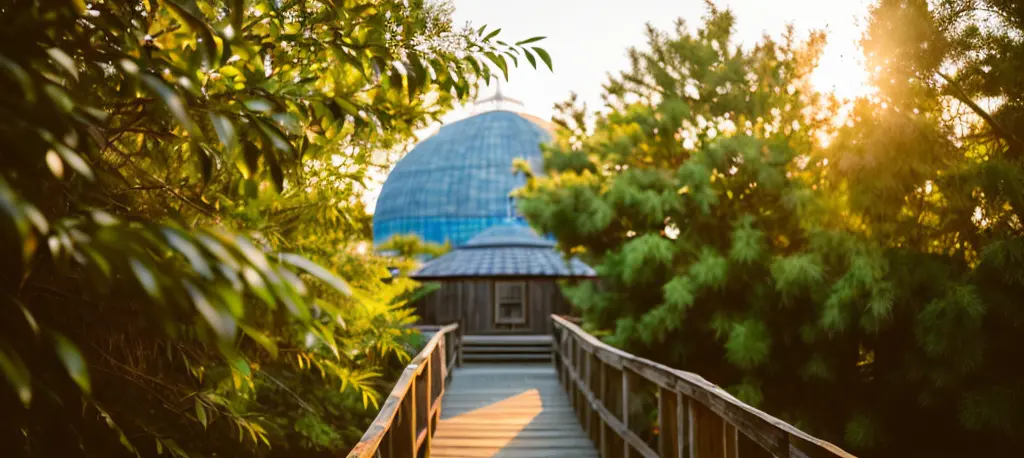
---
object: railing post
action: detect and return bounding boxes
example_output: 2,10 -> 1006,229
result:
599,358 -> 608,457
583,347 -> 592,436
622,369 -> 630,458
424,358 -> 432,455
551,317 -> 558,370
456,323 -> 464,367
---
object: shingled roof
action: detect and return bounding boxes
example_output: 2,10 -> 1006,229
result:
409,223 -> 596,280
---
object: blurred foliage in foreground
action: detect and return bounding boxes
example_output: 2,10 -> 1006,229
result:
0,0 -> 546,456
518,2 -> 1024,456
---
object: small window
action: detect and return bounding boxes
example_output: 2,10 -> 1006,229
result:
494,281 -> 527,324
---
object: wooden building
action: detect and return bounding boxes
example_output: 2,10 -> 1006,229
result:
409,223 -> 595,335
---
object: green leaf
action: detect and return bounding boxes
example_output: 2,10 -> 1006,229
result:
240,324 -> 278,358
531,47 -> 552,71
484,52 -> 508,80
242,267 -> 276,307
44,150 -> 64,178
161,0 -> 218,67
240,140 -> 260,178
254,118 -> 294,155
522,48 -> 537,69
163,229 -> 213,278
46,48 -> 78,80
515,36 -> 546,45
209,113 -> 237,152
184,282 -> 236,340
266,152 -> 284,192
279,253 -> 352,296
196,143 -> 213,184
195,399 -> 208,429
230,357 -> 251,377
141,74 -> 200,137
52,333 -> 90,394
130,258 -> 163,302
0,54 -> 35,102
53,145 -> 94,180
96,404 -> 139,456
484,28 -> 501,41
0,344 -> 31,407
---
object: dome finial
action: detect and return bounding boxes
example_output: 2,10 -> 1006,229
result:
475,79 -> 524,112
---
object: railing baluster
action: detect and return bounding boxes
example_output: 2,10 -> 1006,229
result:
659,386 -> 680,457
724,423 -> 738,458
599,358 -> 609,457
584,347 -> 593,438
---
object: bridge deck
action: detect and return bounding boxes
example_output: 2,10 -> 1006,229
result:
432,364 -> 597,458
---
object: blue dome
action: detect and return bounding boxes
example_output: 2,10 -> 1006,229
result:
373,111 -> 552,247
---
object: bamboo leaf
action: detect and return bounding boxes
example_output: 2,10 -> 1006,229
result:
279,253 -> 351,296
195,399 -> 208,429
141,74 -> 200,137
161,0 -> 219,66
209,113 -> 237,152
52,333 -> 90,394
0,344 -> 31,407
515,36 -> 546,45
46,48 -> 78,80
484,52 -> 508,80
531,47 -> 552,71
522,48 -> 537,69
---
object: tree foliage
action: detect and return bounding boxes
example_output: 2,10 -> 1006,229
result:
519,3 -> 1023,456
0,0 -> 546,456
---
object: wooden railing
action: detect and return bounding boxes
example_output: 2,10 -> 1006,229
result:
346,323 -> 462,458
551,315 -> 856,458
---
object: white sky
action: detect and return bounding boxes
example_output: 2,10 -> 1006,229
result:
363,0 -> 874,210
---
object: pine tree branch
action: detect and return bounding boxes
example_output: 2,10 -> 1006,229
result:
936,71 -> 1024,157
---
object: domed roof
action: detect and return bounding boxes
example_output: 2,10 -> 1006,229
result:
373,110 -> 553,247
409,222 -> 596,279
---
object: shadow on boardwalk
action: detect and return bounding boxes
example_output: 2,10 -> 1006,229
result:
431,364 -> 597,458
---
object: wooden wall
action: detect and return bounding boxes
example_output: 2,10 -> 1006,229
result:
412,278 -> 577,334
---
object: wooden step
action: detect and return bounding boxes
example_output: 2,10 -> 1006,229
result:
463,345 -> 551,353
432,450 -> 597,458
432,437 -> 594,448
462,353 -> 551,362
462,334 -> 553,345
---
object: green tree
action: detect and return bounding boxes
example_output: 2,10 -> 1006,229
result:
521,2 -> 1024,456
518,4 -> 883,449
823,0 -> 1024,455
0,0 -> 547,456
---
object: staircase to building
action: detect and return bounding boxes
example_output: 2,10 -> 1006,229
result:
460,334 -> 552,364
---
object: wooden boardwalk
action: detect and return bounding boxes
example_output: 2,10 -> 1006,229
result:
431,364 -> 597,458
347,323 -> 854,458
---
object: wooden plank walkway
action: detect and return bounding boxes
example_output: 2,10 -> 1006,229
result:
432,364 -> 597,458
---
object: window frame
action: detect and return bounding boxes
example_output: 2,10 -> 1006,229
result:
493,280 -> 527,325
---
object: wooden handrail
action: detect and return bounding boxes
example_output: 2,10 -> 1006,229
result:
346,322 -> 462,458
551,314 -> 856,458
